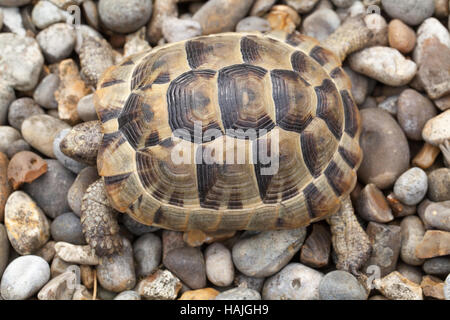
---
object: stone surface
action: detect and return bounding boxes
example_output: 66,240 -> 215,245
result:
400,216 -> 425,266
0,152 -> 10,221
164,246 -> 206,290
38,268 -> 78,300
98,0 -> 152,34
179,288 -> 219,300
136,269 -> 182,300
423,201 -> 450,231
54,242 -> 99,265
6,139 -> 30,159
413,17 -> 450,66
423,257 -> 450,276
374,271 -> 423,300
427,168 -> 450,202
415,230 -> 450,258
423,111 -> 450,149
50,212 -> 85,245
381,0 -> 434,26
388,19 -> 416,54
36,23 -> 76,63
33,74 -> 59,110
122,214 -> 158,236
357,183 -> 394,223
343,67 -> 370,105
393,168 -> 428,206
0,82 -> 15,125
114,290 -> 141,300
397,262 -> 423,284
162,17 -> 202,43
35,241 -> 56,263
50,256 -> 71,278
7,151 -> 47,190
250,0 -> 276,16
133,233 -> 161,278
8,98 -> 44,130
76,94 -> 97,122
67,167 -> 99,217
299,224 -> 331,268
0,224 -> 9,278
215,287 -> 261,300
233,273 -> 265,292
319,270 -> 367,300
445,274 -> 450,300
124,27 -> 151,57
53,129 -> 87,174
31,0 -> 69,29
205,242 -> 234,287
302,8 -> 340,42
266,5 -> 300,33
421,275 -> 445,300
236,16 -> 271,32
0,126 -> 21,154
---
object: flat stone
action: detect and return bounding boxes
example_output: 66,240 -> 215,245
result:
76,94 -> 97,122
236,16 -> 271,32
343,67 -> 370,105
136,269 -> 182,300
421,275 -> 445,300
35,241 -> 55,263
302,8 -> 340,42
37,267 -> 78,300
374,271 -> 423,300
54,242 -> 100,265
423,201 -> 450,231
31,0 -> 69,29
133,233 -> 161,278
415,230 -> 450,258
50,256 -> 71,278
397,262 -> 423,284
8,98 -> 45,131
162,17 -> 202,43
412,143 -> 441,169
423,257 -> 450,276
233,273 -> 265,293
122,214 -> 158,236
250,0 -> 276,16
388,19 -> 416,54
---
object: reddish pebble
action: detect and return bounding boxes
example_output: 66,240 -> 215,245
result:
388,19 -> 416,54
7,151 -> 47,190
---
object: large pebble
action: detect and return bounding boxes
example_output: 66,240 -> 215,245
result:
67,166 -> 99,217
0,33 -> 44,91
33,74 -> 59,110
164,246 -> 206,289
393,168 -> 428,206
54,242 -> 99,265
232,228 -> 306,278
4,191 -> 50,255
31,0 -> 69,29
162,17 -> 202,43
422,110 -> 450,147
413,18 -> 450,66
262,263 -> 323,300
136,269 -> 182,300
302,8 -> 340,42
205,242 -> 234,287
423,201 -> 450,231
235,16 -> 271,32
319,270 -> 367,300
37,268 -> 77,300
348,47 -> 417,86
36,23 -> 76,64
374,271 -> 423,300
400,216 -> 425,266
422,257 -> 450,276
381,0 -> 434,26
0,126 -> 21,154
53,129 -> 87,174
0,255 -> 50,300
0,224 -> 9,277
50,212 -> 85,245
427,168 -> 450,202
8,98 -> 44,130
23,159 -> 75,218
358,108 -> 410,189
0,82 -> 15,125
76,94 -> 97,122
98,0 -> 152,34
133,233 -> 161,278
215,288 -> 261,300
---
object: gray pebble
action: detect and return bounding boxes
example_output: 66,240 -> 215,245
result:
8,98 -> 44,130
285,0 -> 320,13
400,215 -> 425,266
427,168 -> 450,202
6,139 -> 30,159
53,129 -> 87,174
122,214 -> 159,236
0,0 -> 31,6
1,7 -> 26,36
0,126 -> 21,153
98,0 -> 152,34
302,8 -> 341,42
50,256 -> 71,278
50,212 -> 86,245
445,274 -> 450,300
162,17 -> 202,43
0,82 -> 15,125
234,273 -> 265,293
114,290 -> 141,300
423,201 -> 450,231
0,224 -> 9,278
0,255 -> 50,300
378,95 -> 398,115
215,287 -> 261,300
76,94 -> 97,122
394,167 -> 428,206
164,246 -> 206,290
31,0 -> 68,29
382,0 -> 434,26
205,242 -> 234,287
97,286 -> 116,300
319,270 -> 367,300
133,233 -> 161,278
397,262 -> 423,284
232,228 -> 306,278
331,0 -> 357,7
36,23 -> 76,63
67,167 -> 99,217
235,16 -> 271,32
343,66 -> 370,105
422,257 -> 450,276
33,74 -> 59,110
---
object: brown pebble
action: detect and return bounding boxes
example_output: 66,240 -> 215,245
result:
7,151 -> 47,190
0,152 -> 11,221
421,275 -> 445,300
412,143 -> 441,169
80,265 -> 95,289
434,94 -> 450,111
387,193 -> 417,217
388,19 -> 416,54
300,223 -> 331,268
162,230 -> 185,264
357,183 -> 394,223
178,288 -> 219,300
415,230 -> 450,259
147,0 -> 178,44
265,5 -> 301,33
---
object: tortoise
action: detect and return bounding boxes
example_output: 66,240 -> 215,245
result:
61,15 -> 374,265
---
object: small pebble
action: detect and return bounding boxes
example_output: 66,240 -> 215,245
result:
164,246 -> 206,290
33,74 -> 59,110
31,0 -> 68,29
299,224 -> 331,268
179,288 -> 219,300
388,19 -> 416,54
423,201 -> 450,231
205,242 -> 234,287
0,82 -> 15,125
133,233 -> 161,278
36,23 -> 76,63
8,98 -> 45,131
123,27 -> 151,57
0,224 -> 9,277
53,129 -> 87,174
319,270 -> 367,300
265,5 -> 300,33
50,256 -> 71,277
136,269 -> 182,300
444,274 -> 450,300
302,8 -> 341,42
54,242 -> 99,265
377,95 -> 398,115
80,265 -> 94,289
98,0 -> 152,34
357,183 -> 393,223
0,152 -> 10,221
7,151 -> 47,190
285,0 -> 320,13
331,0 -> 357,7
381,0 -> 434,26
343,67 -> 370,105
422,257 -> 450,276
235,16 -> 271,32
393,168 -> 428,206
397,262 -> 423,284
114,291 -> 141,300
1,7 -> 26,36
421,275 -> 445,300
162,17 -> 202,43
387,193 -> 417,218
413,17 -> 450,66
50,212 -> 85,245
400,216 -> 425,266
6,139 -> 30,159
415,230 -> 450,258
67,167 -> 99,217
233,273 -> 265,293
215,287 -> 261,300
71,286 -> 92,300
82,0 -> 99,30
35,241 -> 56,263
374,271 -> 423,300
0,126 -> 21,154
422,110 -> 450,147
38,267 -> 78,300
76,94 -> 97,122
427,168 -> 450,202
250,0 -> 276,16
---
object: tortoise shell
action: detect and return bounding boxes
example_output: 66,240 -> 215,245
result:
94,32 -> 362,232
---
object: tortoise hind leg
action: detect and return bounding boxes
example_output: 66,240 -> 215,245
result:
81,178 -> 123,256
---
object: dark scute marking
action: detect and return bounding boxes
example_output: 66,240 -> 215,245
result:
301,131 -> 322,178
101,79 -> 125,88
281,187 -> 299,201
136,151 -> 152,190
341,90 -> 358,138
338,146 -> 358,169
303,183 -> 322,219
154,72 -> 170,84
286,32 -> 302,47
253,135 -> 274,202
121,59 -> 134,66
310,46 -> 329,66
159,137 -> 174,148
141,104 -> 154,123
185,40 -> 213,69
324,160 -> 345,196
104,172 -> 132,186
330,67 -> 345,80
196,146 -> 220,209
144,131 -> 160,147
129,194 -> 143,211
98,108 -> 121,123
227,199 -> 243,210
102,131 -> 126,152
241,36 -> 261,63
315,79 -> 342,139
130,63 -> 147,90
169,192 -> 184,207
276,218 -> 284,228
153,207 -> 163,224
118,93 -> 142,128
291,51 -> 308,73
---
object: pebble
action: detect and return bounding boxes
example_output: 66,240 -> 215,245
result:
235,16 -> 271,33
387,193 -> 417,218
0,0 -> 31,6
162,231 -> 185,264
96,237 -> 136,293
67,167 -> 99,217
415,230 -> 450,258
435,95 -> 450,112
38,268 -> 78,300
7,151 -> 47,190
421,275 -> 445,300
388,19 -> 416,54
422,110 -> 450,147
0,255 -> 50,300
98,0 -> 152,34
179,288 -> 219,300
76,94 -> 97,122
393,168 -> 428,206
133,233 -> 161,278
397,89 -> 437,141
233,273 -> 265,293
381,0 -> 434,26
205,242 -> 234,287
53,129 -> 87,174
374,271 -> 423,300
413,18 -> 450,66
74,25 -> 103,54
215,287 -> 261,300
31,0 -> 69,29
50,256 -> 71,277
0,152 -> 10,220
0,224 -> 9,277
423,201 -> 450,231
164,246 -> 206,289
0,126 -> 21,154
331,0 -> 357,7
358,108 -> 410,189
418,200 -> 435,229
6,139 -> 30,159
299,224 -> 331,268
262,263 -> 323,300
357,183 -> 393,223
23,159 -> 75,218
80,265 -> 94,289
365,222 -> 401,277
50,212 -> 85,245
136,269 -> 182,300
4,191 -> 50,255
0,82 -> 15,125
400,216 -> 425,266
122,214 -> 158,236
397,262 -> 423,284
348,47 -> 417,86
343,67 -> 370,105
285,0 -> 320,13
81,0 -> 99,30
162,17 -> 202,43
33,74 -> 59,110
35,241 -> 56,263
123,27 -> 151,57
1,7 -> 26,36
266,5 -> 300,33
8,98 -> 45,130
232,228 -> 306,278
319,270 -> 367,300
302,8 -> 341,42
422,257 -> 450,276
114,291 -> 141,300
427,168 -> 450,202
0,8 -> 2,29
78,37 -> 115,87
445,275 -> 450,300
55,242 -> 99,265
36,23 -> 76,64
146,0 -> 178,44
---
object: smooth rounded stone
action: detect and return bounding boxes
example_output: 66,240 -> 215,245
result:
179,288 -> 219,300
67,166 -> 99,217
387,193 -> 417,218
365,222 -> 401,277
348,47 -> 417,86
133,233 -> 161,278
53,129 -> 86,174
0,224 -> 9,277
81,0 -> 99,30
136,269 -> 182,300
400,216 -> 425,266
97,238 -> 136,293
50,212 -> 85,245
357,184 -> 393,223
302,8 -> 341,42
422,110 -> 450,147
415,230 -> 450,258
205,242 -> 234,287
7,151 -> 47,190
397,262 -> 423,284
234,273 -> 265,293
21,115 -> 70,159
74,25 -> 103,54
445,274 -> 450,300
235,16 -> 270,32
183,229 -> 236,247
423,257 -> 450,276
1,7 -> 26,36
299,223 -> 331,268
381,0 -> 434,26
427,168 -> 450,202
343,66 -> 369,105
33,74 -> 59,110
423,201 -> 450,231
35,241 -> 56,263
262,263 -> 323,300
413,18 -> 450,66
232,228 -> 306,278
164,246 -> 206,290
50,256 -> 70,278
0,82 -> 15,125
98,0 -> 152,34
80,265 -> 94,289
8,98 -> 45,130
0,33 -> 44,92
331,0 -> 356,7
418,199 -> 434,229
1,255 -> 50,300
377,95 -> 398,115
319,270 -> 367,300
31,0 -> 69,29
0,126 -> 21,154
284,0 -> 320,13
55,242 -> 99,265
162,17 -> 202,43
393,168 -> 428,206
374,271 -> 423,300
0,152 -> 10,221
358,108 -> 410,190
215,287 -> 261,300
122,214 -> 158,236
23,160 -> 75,219
36,23 -> 76,64
114,291 -> 141,300
76,94 -> 97,122
388,19 -> 416,54
4,191 -> 50,255
38,268 -> 78,300
249,0 -> 276,16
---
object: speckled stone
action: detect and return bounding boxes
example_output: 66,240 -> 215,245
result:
427,168 -> 450,202
38,267 -> 78,300
7,98 -> 44,130
422,257 -> 450,276
53,129 -> 87,174
374,271 -> 423,300
393,168 -> 428,206
136,269 -> 182,300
